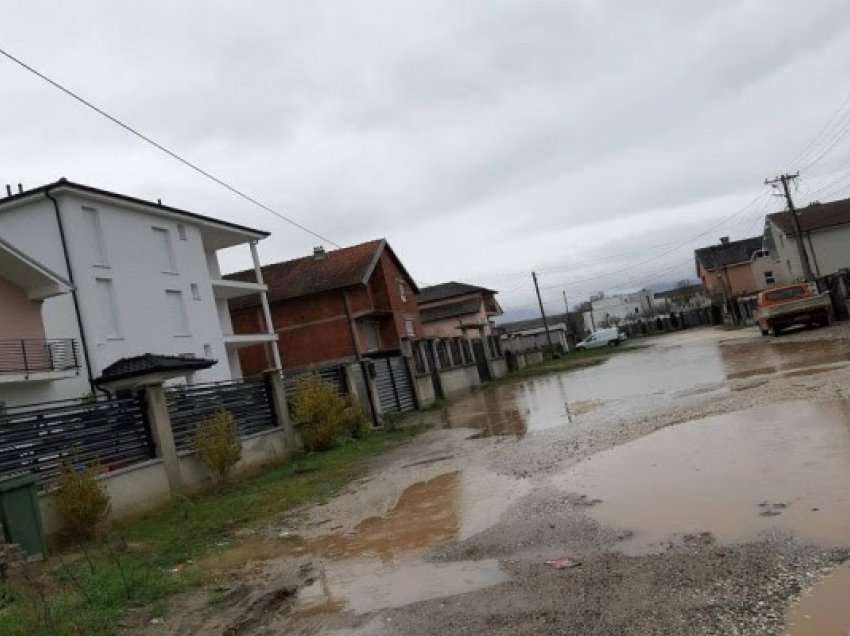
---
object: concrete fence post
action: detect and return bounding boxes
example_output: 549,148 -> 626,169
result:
142,383 -> 185,494
264,371 -> 299,450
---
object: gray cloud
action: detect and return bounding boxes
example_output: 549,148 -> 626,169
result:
3,0 -> 850,317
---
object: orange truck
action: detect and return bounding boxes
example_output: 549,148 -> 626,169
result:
756,283 -> 832,337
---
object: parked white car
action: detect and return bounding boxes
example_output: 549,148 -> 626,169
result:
576,328 -> 624,350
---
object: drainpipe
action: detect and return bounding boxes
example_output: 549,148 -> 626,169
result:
45,188 -> 97,394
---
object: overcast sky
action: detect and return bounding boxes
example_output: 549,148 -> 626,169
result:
3,1 -> 850,320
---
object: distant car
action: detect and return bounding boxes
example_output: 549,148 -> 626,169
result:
576,328 -> 623,350
756,283 -> 832,337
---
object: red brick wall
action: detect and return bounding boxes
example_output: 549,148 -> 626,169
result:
371,252 -> 422,340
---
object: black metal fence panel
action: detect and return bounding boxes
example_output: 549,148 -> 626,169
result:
0,395 -> 154,488
165,378 -> 277,451
283,365 -> 348,398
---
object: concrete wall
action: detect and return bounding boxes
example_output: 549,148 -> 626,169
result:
771,222 -> 850,280
40,458 -> 171,535
489,357 -> 508,379
437,364 -> 480,398
526,351 -> 544,366
177,427 -> 289,491
412,372 -> 437,408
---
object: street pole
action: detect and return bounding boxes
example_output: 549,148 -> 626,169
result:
765,173 -> 814,282
562,289 -> 572,336
532,272 -> 555,351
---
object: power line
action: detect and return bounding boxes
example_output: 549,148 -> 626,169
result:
0,45 -> 342,248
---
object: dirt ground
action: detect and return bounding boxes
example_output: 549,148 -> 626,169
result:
130,324 -> 850,635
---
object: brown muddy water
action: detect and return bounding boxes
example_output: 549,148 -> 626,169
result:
205,469 -> 528,624
786,563 -> 850,636
559,400 -> 850,554
438,331 -> 850,437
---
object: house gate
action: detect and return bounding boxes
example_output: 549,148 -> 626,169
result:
371,355 -> 417,415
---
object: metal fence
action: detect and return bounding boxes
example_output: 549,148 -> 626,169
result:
283,365 -> 348,397
165,378 -> 278,452
0,338 -> 80,375
0,394 -> 154,488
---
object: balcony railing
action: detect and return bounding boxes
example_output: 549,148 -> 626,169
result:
0,338 -> 80,375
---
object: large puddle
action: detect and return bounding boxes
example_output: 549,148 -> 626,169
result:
440,330 -> 850,437
558,400 -> 850,554
204,469 -> 526,624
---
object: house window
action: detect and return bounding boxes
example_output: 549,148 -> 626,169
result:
82,207 -> 108,267
165,290 -> 190,336
152,227 -> 178,273
399,280 -> 408,303
177,223 -> 187,240
404,319 -> 415,338
449,338 -> 462,366
461,339 -> 473,364
436,340 -> 450,369
764,271 -> 775,285
190,283 -> 201,300
203,344 -> 214,359
95,278 -> 121,339
364,322 -> 380,352
413,342 -> 427,374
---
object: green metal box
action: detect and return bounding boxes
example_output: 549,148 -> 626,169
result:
0,474 -> 46,560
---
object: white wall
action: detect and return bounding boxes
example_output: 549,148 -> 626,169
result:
0,192 -> 238,404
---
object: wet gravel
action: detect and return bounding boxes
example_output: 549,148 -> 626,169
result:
126,325 -> 850,636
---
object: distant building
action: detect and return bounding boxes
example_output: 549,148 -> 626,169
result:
416,281 -> 507,385
652,284 -> 710,314
694,236 -> 776,324
765,198 -> 850,280
498,312 -> 584,353
590,290 -> 653,327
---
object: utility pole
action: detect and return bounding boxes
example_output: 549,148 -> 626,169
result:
765,173 -> 814,282
532,272 -> 555,351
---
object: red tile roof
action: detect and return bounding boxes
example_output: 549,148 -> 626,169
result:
228,239 -> 418,307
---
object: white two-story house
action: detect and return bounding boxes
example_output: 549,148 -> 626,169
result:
0,179 -> 277,406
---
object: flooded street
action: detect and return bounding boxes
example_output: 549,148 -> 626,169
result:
136,326 -> 850,636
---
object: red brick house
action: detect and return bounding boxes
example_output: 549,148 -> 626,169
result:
227,239 -> 422,373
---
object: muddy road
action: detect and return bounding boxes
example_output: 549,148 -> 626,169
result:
134,326 -> 850,635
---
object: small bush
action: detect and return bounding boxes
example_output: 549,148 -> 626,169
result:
291,377 -> 348,451
193,410 -> 242,488
344,398 -> 371,439
55,462 -> 111,541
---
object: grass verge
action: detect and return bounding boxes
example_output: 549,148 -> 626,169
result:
0,427 -> 421,636
497,344 -> 646,384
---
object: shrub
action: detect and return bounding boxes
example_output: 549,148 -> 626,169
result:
344,398 -> 371,439
193,410 -> 242,488
291,377 -> 348,451
55,462 -> 111,541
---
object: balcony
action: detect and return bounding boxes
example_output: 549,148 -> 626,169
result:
0,338 -> 81,383
211,279 -> 267,300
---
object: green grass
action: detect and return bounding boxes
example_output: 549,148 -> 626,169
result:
497,344 -> 645,383
0,428 -> 421,636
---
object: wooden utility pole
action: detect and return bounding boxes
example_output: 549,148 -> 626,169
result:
765,173 -> 814,282
532,272 -> 555,350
